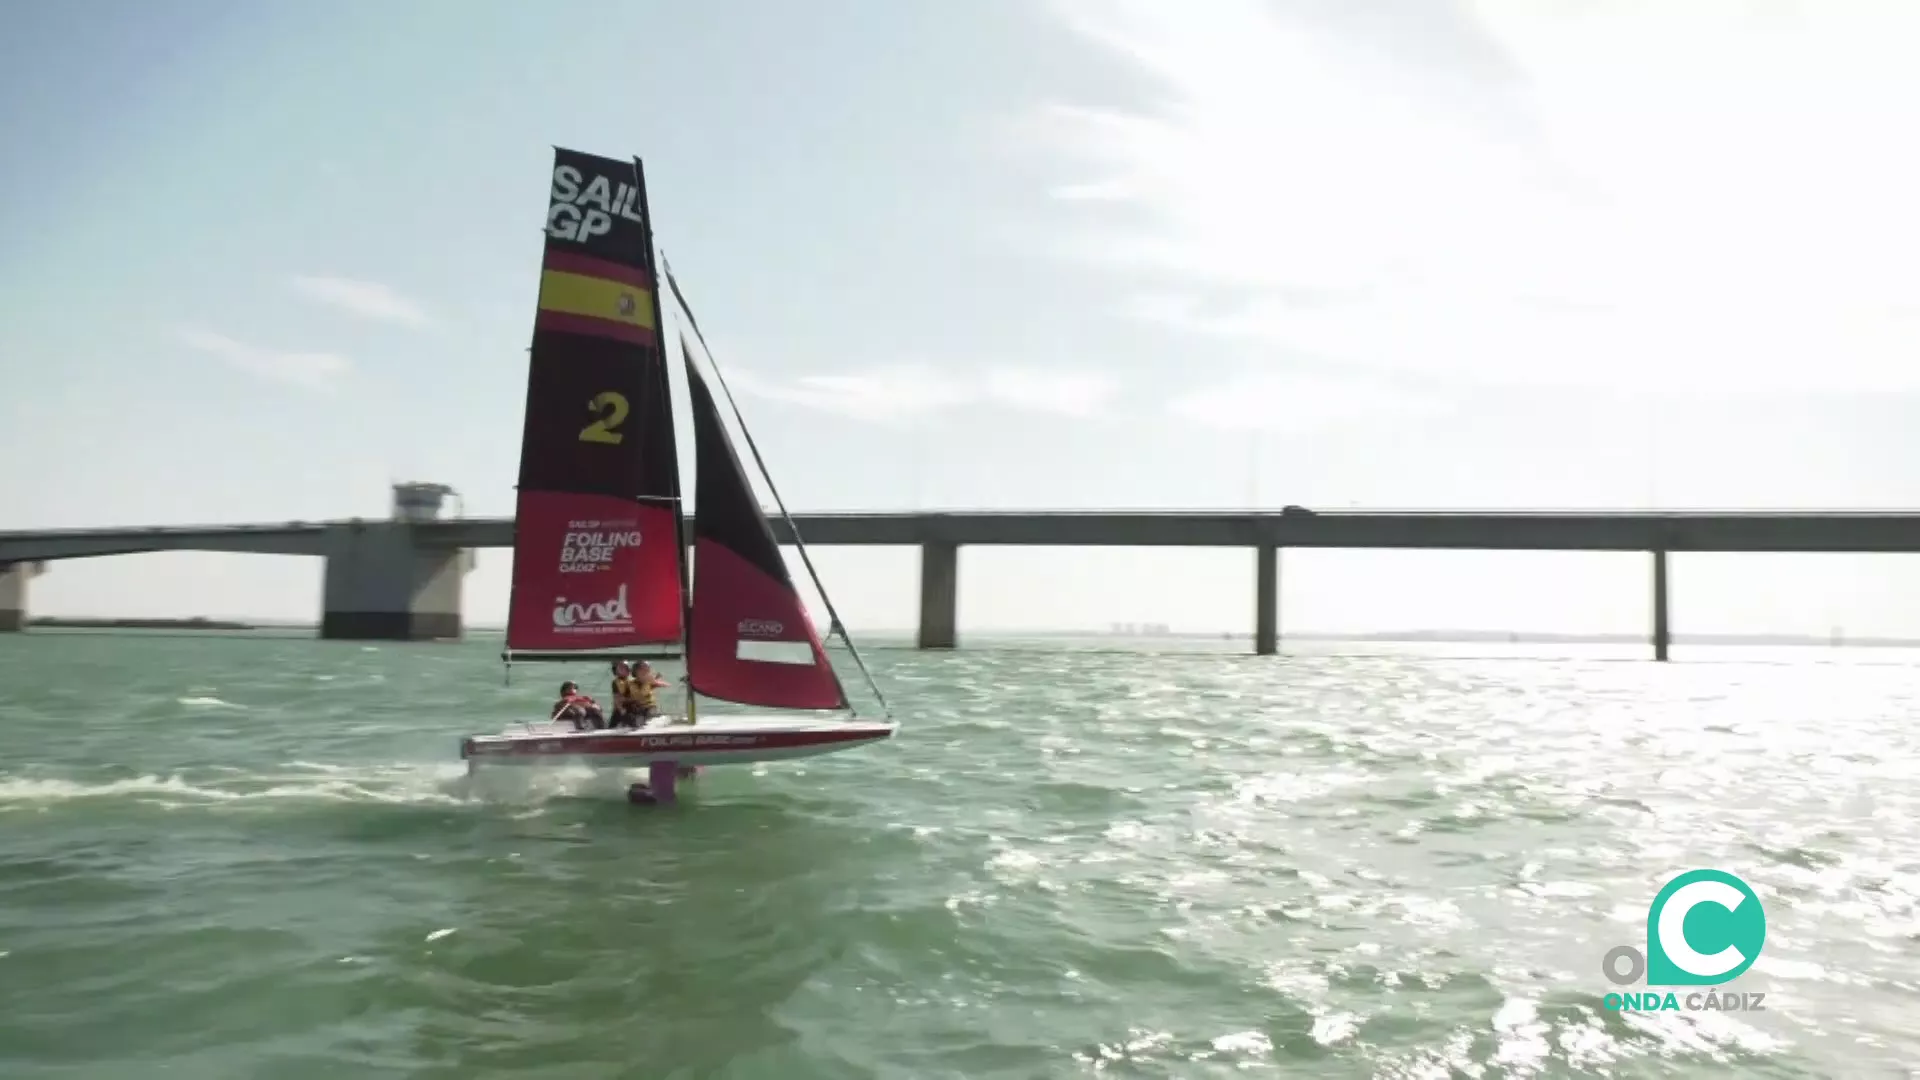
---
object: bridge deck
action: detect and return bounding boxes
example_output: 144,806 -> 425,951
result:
5,509 -> 1920,561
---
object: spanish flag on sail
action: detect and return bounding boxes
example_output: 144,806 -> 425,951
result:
534,251 -> 657,345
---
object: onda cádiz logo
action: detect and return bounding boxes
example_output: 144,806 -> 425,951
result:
552,584 -> 631,633
1600,868 -> 1768,1013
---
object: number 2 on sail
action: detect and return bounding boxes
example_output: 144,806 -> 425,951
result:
578,391 -> 629,444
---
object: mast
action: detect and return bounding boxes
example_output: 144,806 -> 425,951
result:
633,157 -> 695,657
502,148 -> 686,672
631,157 -> 699,724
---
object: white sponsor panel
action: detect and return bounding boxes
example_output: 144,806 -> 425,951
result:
735,616 -> 814,665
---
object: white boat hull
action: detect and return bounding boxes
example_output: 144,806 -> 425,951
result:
460,714 -> 897,769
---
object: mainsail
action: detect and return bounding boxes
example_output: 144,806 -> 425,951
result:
504,149 -> 688,659
680,335 -> 848,710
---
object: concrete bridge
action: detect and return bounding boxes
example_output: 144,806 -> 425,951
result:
5,484 -> 1920,658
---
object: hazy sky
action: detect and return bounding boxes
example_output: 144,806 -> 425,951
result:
6,0 -> 1920,635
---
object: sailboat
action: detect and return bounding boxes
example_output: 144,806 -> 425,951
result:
459,147 -> 897,801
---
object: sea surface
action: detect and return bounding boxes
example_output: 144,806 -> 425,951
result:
2,631 -> 1919,1079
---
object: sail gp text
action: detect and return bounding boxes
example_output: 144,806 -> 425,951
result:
559,524 -> 641,574
547,164 -> 647,243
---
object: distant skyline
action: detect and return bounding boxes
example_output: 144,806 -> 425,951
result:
6,0 -> 1920,635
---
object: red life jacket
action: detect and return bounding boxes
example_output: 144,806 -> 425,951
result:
552,693 -> 597,721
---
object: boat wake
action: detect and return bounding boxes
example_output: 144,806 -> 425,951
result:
0,760 -> 653,813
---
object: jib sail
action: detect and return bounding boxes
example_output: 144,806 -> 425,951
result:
680,336 -> 848,710
504,149 -> 687,657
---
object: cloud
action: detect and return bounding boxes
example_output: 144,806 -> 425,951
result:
177,328 -> 350,391
1170,368 -> 1445,433
726,364 -> 1118,424
723,366 -> 958,425
982,368 -> 1117,417
1033,0 -> 1920,393
288,275 -> 432,328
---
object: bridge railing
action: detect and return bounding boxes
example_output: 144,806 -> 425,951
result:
0,522 -> 337,541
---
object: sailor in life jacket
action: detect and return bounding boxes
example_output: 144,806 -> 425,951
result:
550,681 -> 604,731
612,660 -> 669,728
608,660 -> 638,728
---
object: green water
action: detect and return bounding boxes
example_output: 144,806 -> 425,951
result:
2,632 -> 1917,1079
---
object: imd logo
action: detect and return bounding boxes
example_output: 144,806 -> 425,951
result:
1600,869 -> 1767,1013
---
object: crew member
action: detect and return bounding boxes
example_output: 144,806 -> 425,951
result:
608,660 -> 634,726
616,660 -> 669,727
550,681 -> 604,731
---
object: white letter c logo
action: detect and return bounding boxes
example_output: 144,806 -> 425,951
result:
1657,879 -> 1748,978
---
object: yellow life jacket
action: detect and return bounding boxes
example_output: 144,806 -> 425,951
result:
630,675 -> 658,709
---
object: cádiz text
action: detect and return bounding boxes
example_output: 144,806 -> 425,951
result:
1604,991 -> 1767,1013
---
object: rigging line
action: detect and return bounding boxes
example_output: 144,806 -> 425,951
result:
659,253 -> 893,720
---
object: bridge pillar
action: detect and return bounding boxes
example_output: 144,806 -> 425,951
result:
1254,543 -> 1279,656
1651,549 -> 1670,662
918,541 -> 958,649
0,561 -> 46,632
319,523 -> 471,641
